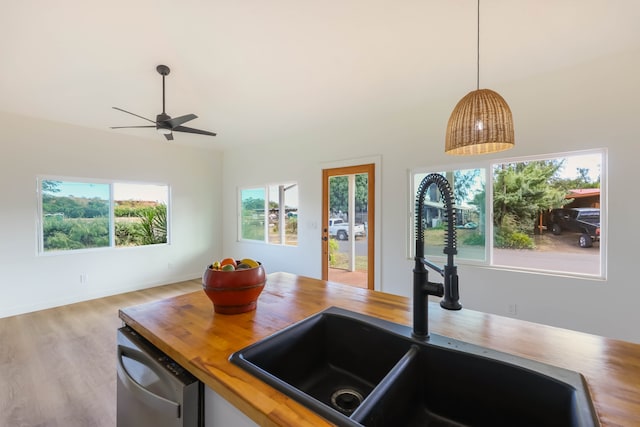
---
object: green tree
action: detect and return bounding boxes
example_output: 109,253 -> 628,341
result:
355,174 -> 368,212
493,160 -> 567,233
243,197 -> 265,211
85,199 -> 109,218
329,174 -> 368,215
451,169 -> 481,206
42,180 -> 61,194
329,176 -> 348,214
42,196 -> 85,218
492,160 -> 570,249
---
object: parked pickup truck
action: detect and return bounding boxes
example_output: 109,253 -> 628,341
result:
549,207 -> 600,248
328,218 -> 366,241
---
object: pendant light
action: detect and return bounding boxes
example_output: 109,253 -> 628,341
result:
445,0 -> 514,155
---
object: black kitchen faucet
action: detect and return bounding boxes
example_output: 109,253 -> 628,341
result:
412,173 -> 462,339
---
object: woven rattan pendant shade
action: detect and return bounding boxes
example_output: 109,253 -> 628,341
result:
445,88 -> 514,155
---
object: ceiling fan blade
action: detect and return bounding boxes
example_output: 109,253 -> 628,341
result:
164,132 -> 174,141
165,114 -> 198,129
110,125 -> 156,129
112,107 -> 157,124
173,125 -> 217,137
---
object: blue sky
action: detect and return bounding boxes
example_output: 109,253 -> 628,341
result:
43,180 -> 168,203
241,184 -> 299,208
48,181 -> 110,199
558,153 -> 601,181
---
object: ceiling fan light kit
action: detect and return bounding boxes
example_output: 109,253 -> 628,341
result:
445,0 -> 514,155
111,64 -> 217,141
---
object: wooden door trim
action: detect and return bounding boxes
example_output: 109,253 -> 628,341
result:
322,163 -> 375,289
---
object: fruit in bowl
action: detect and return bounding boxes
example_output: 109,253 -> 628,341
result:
202,258 -> 266,314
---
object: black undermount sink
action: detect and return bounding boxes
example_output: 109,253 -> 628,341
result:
230,307 -> 600,427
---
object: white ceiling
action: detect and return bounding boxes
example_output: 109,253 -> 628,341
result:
2,0 -> 639,150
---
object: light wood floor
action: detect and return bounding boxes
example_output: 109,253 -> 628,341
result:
0,279 -> 202,427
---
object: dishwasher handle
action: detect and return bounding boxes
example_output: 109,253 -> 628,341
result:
117,345 -> 181,419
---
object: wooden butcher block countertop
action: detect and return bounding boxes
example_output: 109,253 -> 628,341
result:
119,272 -> 640,426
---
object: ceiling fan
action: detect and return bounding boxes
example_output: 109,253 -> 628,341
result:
111,65 -> 217,141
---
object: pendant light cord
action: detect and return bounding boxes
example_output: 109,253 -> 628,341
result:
476,0 -> 480,90
162,74 -> 166,114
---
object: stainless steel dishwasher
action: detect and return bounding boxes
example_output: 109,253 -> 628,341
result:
117,325 -> 202,427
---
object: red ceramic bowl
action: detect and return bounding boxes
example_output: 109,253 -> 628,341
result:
202,262 -> 266,314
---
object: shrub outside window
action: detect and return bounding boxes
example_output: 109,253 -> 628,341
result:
39,178 -> 169,253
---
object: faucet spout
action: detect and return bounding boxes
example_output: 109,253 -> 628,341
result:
412,173 -> 462,339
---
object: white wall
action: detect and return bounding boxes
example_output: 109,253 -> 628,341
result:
222,47 -> 640,343
1,48 -> 637,343
0,112 -> 223,317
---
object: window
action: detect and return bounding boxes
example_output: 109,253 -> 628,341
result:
410,150 -> 605,278
239,183 -> 298,246
39,178 -> 169,253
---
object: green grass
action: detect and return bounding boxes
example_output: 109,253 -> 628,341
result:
330,253 -> 368,270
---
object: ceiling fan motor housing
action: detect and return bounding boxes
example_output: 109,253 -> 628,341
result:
156,113 -> 172,133
156,113 -> 171,123
156,65 -> 170,76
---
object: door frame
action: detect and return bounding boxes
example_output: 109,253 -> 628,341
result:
322,163 -> 375,290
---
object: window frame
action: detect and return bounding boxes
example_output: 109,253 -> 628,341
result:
409,149 -> 606,279
37,176 -> 171,255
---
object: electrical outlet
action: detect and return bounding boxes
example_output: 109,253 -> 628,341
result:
167,262 -> 173,270
507,303 -> 518,316
80,273 -> 88,284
